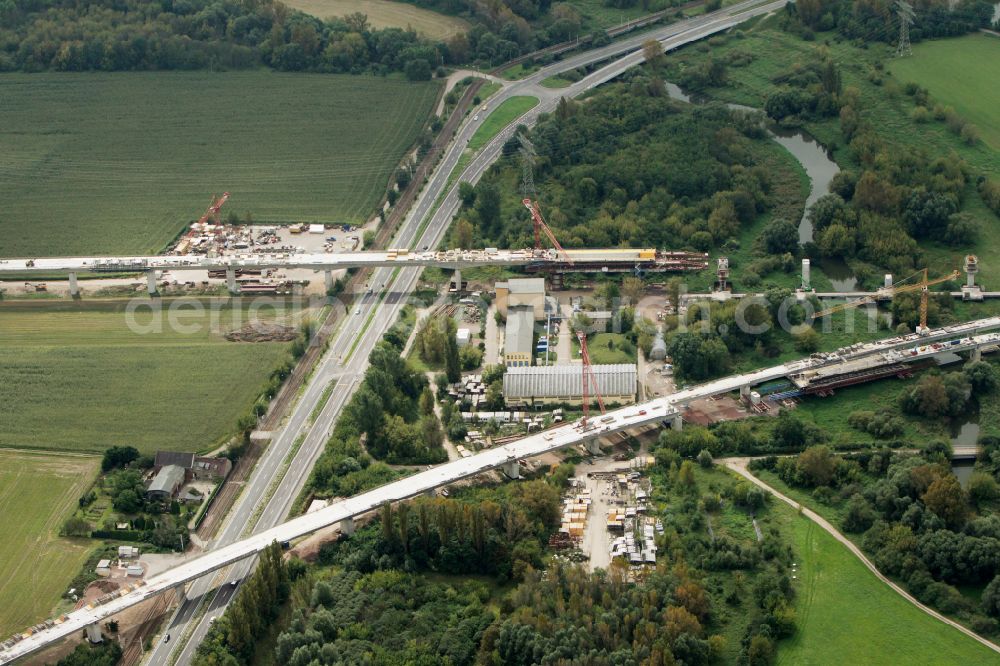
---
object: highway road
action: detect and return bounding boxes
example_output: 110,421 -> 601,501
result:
3,2 -> 790,664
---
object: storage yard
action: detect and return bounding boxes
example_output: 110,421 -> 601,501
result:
555,462 -> 661,574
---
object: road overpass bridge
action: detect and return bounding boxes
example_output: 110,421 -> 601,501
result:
4,316 -> 1000,663
0,248 -> 709,295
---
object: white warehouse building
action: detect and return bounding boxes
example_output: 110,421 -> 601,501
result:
503,364 -> 637,407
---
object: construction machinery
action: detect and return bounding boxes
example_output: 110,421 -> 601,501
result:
814,268 -> 960,334
198,192 -> 230,225
523,198 -> 572,263
578,331 -> 607,427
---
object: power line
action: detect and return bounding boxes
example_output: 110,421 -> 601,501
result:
896,0 -> 915,57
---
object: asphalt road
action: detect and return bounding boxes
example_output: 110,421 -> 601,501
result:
148,2 -> 785,662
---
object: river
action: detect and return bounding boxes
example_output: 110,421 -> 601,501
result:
663,81 -> 849,284
950,414 -> 979,487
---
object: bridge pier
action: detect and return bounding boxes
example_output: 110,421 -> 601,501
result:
226,268 -> 238,295
584,439 -> 602,456
147,271 -> 158,295
502,460 -> 520,479
972,347 -> 982,363
84,623 -> 103,644
671,415 -> 683,432
68,271 -> 79,297
324,269 -> 334,294
451,269 -> 462,293
739,384 -> 751,401
340,517 -> 355,536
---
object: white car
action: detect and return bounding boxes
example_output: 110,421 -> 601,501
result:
355,307 -> 361,315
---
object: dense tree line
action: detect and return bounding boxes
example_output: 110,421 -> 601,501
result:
0,0 -> 448,77
269,569 -> 495,665
452,83 -> 786,253
331,339 -> 447,468
318,481 -> 560,581
195,541 -> 291,665
785,0 -> 995,44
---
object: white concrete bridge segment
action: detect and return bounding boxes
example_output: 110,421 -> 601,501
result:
0,248 -> 695,275
5,316 -> 1000,663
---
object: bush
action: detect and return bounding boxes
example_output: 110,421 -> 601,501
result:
102,446 -> 139,472
961,124 -> 980,145
697,449 -> 714,468
910,106 -> 931,123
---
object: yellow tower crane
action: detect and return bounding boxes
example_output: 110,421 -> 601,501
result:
813,268 -> 960,334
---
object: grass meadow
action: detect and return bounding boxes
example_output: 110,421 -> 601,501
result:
0,302 -> 293,454
888,34 -> 1000,152
283,0 -> 470,39
0,72 -> 440,257
468,96 -> 539,152
773,505 -> 998,665
0,450 -> 100,637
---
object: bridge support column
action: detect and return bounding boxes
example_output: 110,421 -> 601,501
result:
584,439 -> 602,456
972,347 -> 983,363
502,460 -> 520,479
68,271 -> 79,297
226,268 -> 238,295
451,269 -> 462,292
147,271 -> 158,295
739,384 -> 751,401
671,415 -> 683,432
324,269 -> 334,294
85,623 -> 103,644
340,517 -> 355,536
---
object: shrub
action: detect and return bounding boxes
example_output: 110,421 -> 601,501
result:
910,106 -> 931,123
961,124 -> 981,145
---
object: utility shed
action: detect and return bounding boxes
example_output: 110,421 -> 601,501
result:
503,364 -> 637,406
146,465 -> 185,500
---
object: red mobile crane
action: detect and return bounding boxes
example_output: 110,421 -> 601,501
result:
198,192 -> 230,225
577,331 -> 606,427
523,198 -> 573,264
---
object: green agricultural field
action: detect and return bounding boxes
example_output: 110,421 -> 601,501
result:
0,302 -> 295,454
0,450 -> 100,637
0,72 -> 440,258
774,507 -> 997,664
283,0 -> 469,39
889,34 -> 1000,151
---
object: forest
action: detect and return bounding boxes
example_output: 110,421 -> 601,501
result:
452,85 -> 791,253
0,0 -> 448,76
200,444 -> 801,665
0,0 -> 695,75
